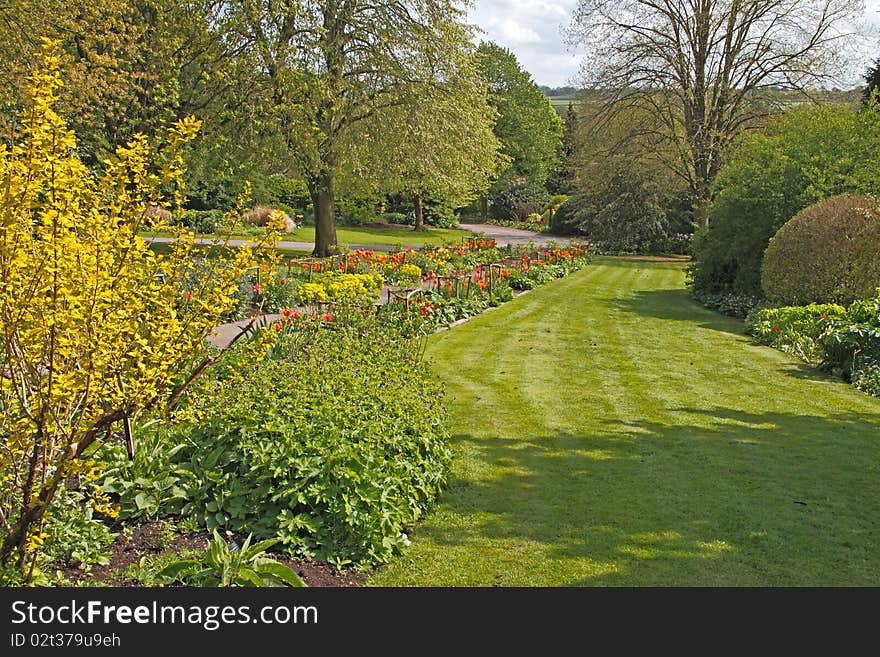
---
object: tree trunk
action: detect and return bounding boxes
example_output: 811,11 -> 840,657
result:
480,195 -> 488,221
310,171 -> 338,257
692,176 -> 711,231
695,201 -> 710,231
413,193 -> 425,231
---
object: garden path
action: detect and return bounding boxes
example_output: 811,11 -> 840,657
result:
458,222 -> 574,247
148,223 -> 565,252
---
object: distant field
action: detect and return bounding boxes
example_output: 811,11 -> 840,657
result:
548,96 -> 580,116
544,88 -> 861,117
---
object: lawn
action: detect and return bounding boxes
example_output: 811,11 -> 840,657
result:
368,256 -> 880,586
289,225 -> 470,247
146,241 -> 310,259
141,225 -> 472,248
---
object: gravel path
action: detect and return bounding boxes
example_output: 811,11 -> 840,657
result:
146,236 -> 404,252
147,224 -> 570,252
457,223 -> 574,247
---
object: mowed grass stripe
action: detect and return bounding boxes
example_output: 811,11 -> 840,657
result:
368,257 -> 880,586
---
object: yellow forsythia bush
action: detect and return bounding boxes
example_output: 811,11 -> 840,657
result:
0,40 -> 276,580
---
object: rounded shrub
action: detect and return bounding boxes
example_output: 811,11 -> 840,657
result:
549,199 -> 580,235
762,194 -> 880,305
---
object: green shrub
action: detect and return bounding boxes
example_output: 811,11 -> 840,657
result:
747,303 -> 846,363
571,168 -> 668,253
748,295 -> 880,395
852,351 -> 880,396
175,209 -> 225,234
337,197 -> 381,225
174,315 -> 451,567
691,290 -> 766,318
549,166 -> 670,253
490,180 -> 550,222
383,212 -> 409,224
762,195 -> 880,306
425,205 -> 459,228
819,295 -> 880,380
42,487 -> 117,570
184,175 -> 241,212
690,101 -> 880,299
549,199 -> 580,235
487,216 -> 548,233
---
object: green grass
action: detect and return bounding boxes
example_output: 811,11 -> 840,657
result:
291,225 -> 469,247
141,225 -> 471,248
368,256 -> 880,586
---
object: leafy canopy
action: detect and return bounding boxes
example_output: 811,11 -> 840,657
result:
476,41 -> 563,186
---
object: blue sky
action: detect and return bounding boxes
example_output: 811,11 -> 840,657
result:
468,0 -> 880,88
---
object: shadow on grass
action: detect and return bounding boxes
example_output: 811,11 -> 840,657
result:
774,361 -> 841,384
612,288 -> 746,337
414,407 -> 880,586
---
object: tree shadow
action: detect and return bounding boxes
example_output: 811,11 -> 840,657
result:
612,288 -> 746,337
774,361 -> 839,384
413,407 -> 880,586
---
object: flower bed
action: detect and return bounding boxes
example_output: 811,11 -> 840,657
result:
748,295 -> 880,397
261,239 -> 592,331
73,239 -> 593,580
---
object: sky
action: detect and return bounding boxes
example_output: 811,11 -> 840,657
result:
467,0 -> 880,88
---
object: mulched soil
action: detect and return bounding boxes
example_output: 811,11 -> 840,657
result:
56,520 -> 368,587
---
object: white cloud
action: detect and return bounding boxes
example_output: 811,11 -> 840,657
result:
491,18 -> 542,44
469,0 -> 880,88
468,0 -> 582,87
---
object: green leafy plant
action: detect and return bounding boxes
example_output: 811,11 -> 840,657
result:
42,487 -> 117,570
748,303 -> 846,363
174,209 -> 225,234
158,530 -> 305,587
819,296 -> 880,380
174,313 -> 451,567
748,295 -> 880,396
100,421 -> 196,520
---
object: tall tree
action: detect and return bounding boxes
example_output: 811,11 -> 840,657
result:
363,59 -> 506,230
547,100 -> 580,194
223,0 -> 474,256
567,0 -> 864,229
476,42 -> 563,186
0,1 -> 182,162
